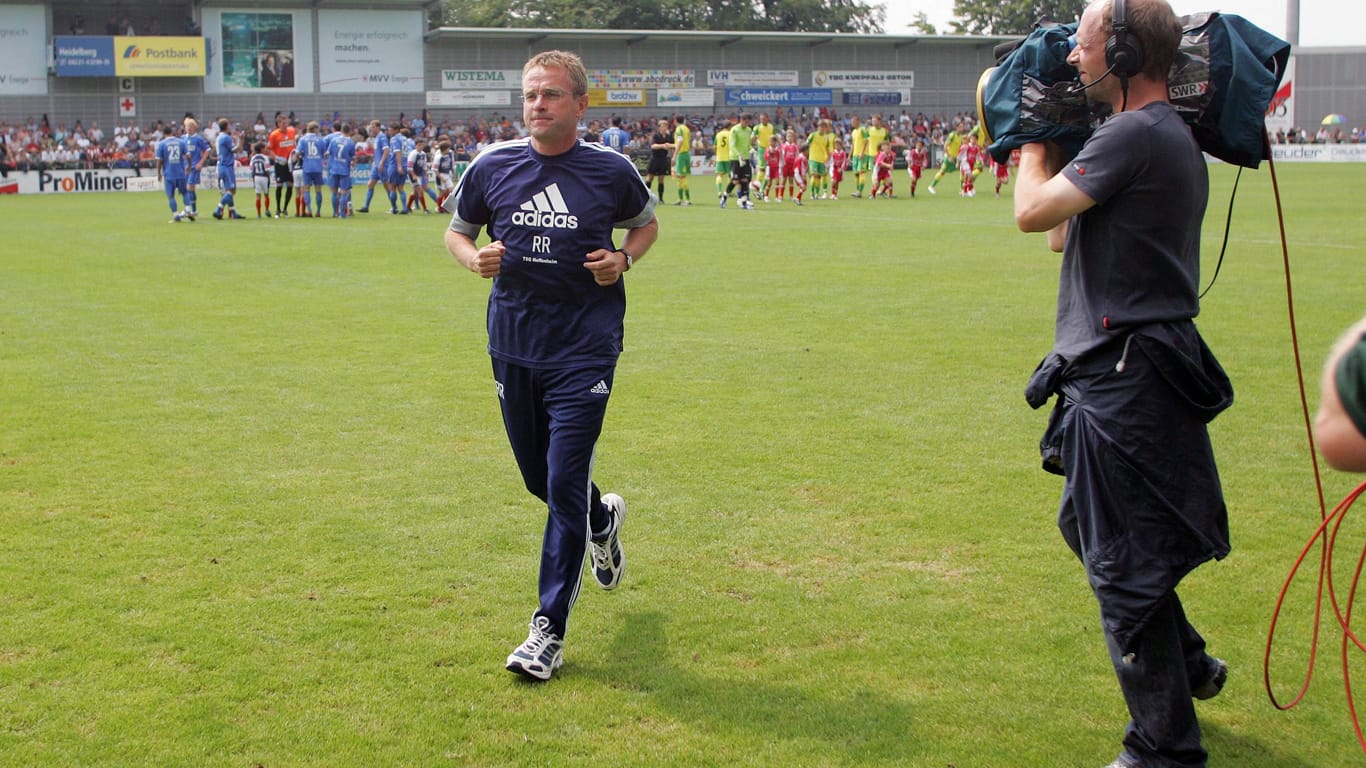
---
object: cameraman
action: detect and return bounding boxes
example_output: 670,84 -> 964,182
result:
1013,1 -> 1233,766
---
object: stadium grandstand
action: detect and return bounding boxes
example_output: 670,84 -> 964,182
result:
0,0 -> 1361,181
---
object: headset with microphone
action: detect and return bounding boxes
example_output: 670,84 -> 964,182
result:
1067,0 -> 1145,96
1067,63 -> 1117,94
1105,0 -> 1143,109
1105,0 -> 1145,81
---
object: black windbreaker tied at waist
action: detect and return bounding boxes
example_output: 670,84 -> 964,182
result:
1027,321 -> 1234,653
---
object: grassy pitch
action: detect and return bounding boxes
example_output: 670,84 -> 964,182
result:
2,164 -> 1365,766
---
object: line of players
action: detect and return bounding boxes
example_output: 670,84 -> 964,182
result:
696,113 -> 1013,210
153,111 -> 1014,222
154,114 -> 470,223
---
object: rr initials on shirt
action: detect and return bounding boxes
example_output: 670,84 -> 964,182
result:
532,235 -> 551,254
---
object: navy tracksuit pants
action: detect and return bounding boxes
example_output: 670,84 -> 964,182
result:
492,358 -> 615,638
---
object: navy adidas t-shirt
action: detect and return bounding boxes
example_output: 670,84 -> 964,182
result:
448,138 -> 656,368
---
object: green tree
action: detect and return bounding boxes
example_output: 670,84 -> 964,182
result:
906,10 -> 938,35
755,0 -> 885,32
947,0 -> 1085,35
440,0 -> 886,32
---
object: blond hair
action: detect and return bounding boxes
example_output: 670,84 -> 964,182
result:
523,50 -> 588,97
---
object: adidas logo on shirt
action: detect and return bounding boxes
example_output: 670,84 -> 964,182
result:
511,183 -> 580,229
590,380 -> 611,396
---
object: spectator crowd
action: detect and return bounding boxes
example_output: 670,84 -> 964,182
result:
2,107 -> 1360,179
4,108 -> 978,176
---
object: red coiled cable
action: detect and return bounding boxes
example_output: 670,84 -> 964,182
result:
1259,142 -> 1366,756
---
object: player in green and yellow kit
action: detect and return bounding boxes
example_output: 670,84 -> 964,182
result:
724,113 -> 755,208
753,113 -> 776,194
861,114 -> 889,199
672,114 -> 693,205
713,116 -> 732,207
927,121 -> 973,194
848,115 -> 867,197
805,118 -> 836,200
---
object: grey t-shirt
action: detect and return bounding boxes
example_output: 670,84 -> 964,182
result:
1054,102 -> 1209,359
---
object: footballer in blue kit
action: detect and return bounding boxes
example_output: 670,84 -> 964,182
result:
211,118 -> 245,220
359,122 -> 387,213
445,50 -> 659,682
296,121 -> 328,217
182,117 -> 211,218
601,116 -> 631,155
386,125 -> 408,214
155,132 -> 192,222
327,122 -> 357,217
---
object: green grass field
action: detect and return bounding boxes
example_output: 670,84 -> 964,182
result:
2,164 -> 1366,767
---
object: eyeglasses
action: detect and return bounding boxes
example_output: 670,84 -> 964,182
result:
523,88 -> 580,102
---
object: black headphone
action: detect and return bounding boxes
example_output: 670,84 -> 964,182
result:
1105,0 -> 1145,80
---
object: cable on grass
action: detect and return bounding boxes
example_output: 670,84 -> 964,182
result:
1260,135 -> 1366,757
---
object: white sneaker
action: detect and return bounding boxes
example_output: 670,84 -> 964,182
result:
506,616 -> 564,681
590,494 -> 627,590
927,185 -> 937,195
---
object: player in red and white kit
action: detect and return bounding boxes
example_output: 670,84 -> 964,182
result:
761,135 -> 781,202
992,147 -> 1018,197
872,141 -> 896,198
776,129 -> 800,202
792,145 -> 809,206
958,133 -> 983,198
829,139 -> 848,200
905,138 -> 929,198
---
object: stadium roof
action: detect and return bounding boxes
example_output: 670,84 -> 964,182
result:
425,26 -> 1015,49
24,0 -> 1013,50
